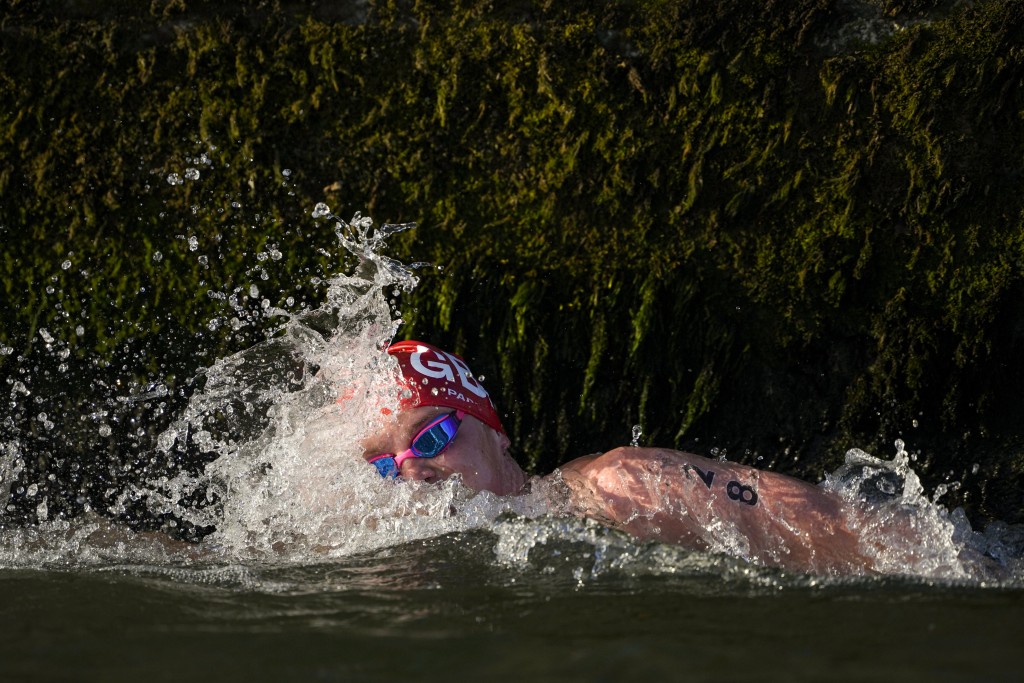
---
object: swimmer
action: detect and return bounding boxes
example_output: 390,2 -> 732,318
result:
362,340 -> 878,575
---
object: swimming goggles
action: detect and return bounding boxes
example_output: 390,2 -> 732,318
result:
368,410 -> 465,478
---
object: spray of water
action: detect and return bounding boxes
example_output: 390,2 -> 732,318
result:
821,440 -> 1014,581
125,212 -> 534,563
0,211 -> 557,569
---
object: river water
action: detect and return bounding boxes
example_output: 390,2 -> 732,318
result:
3,212 -> 1024,681
1,534 -> 1022,683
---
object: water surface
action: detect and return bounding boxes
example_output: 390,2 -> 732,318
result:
2,531 -> 1021,683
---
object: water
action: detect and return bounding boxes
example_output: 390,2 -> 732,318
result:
2,536 -> 1022,683
3,198 -> 1024,680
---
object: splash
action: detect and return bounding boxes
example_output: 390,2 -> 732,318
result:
133,213 -> 491,562
822,440 -> 1013,581
0,211 -> 559,569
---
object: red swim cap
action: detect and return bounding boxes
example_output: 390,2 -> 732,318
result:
387,340 -> 505,434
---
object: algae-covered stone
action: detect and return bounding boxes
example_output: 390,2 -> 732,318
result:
1,0 -> 1022,525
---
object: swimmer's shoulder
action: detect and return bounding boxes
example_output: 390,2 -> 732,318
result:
559,447 -> 699,473
552,447 -> 655,490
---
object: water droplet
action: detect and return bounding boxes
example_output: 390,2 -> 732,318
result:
98,424 -> 112,437
188,236 -> 199,251
312,202 -> 331,218
249,285 -> 259,298
39,329 -> 54,343
26,483 -> 38,498
630,424 -> 642,447
61,259 -> 72,270
153,251 -> 163,262
282,168 -> 292,177
166,172 -> 183,185
75,325 -> 84,336
184,167 -> 200,181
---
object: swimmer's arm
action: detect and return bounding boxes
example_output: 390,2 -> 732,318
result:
557,447 -> 874,574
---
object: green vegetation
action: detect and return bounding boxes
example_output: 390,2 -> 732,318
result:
3,0 -> 1023,522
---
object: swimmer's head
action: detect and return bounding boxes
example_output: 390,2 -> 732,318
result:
358,341 -> 524,494
386,340 -> 505,434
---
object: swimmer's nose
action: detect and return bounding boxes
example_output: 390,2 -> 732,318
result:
400,457 -> 443,484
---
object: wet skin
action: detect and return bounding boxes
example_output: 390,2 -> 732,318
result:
362,409 -> 877,574
558,447 -> 874,575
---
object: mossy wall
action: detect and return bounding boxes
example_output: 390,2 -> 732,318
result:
2,0 -> 1023,523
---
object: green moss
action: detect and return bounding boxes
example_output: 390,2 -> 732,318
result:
3,0 -> 1024,523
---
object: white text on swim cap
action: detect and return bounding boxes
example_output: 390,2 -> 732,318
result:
410,349 -> 489,399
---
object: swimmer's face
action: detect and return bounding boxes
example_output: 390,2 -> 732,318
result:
360,405 -> 525,496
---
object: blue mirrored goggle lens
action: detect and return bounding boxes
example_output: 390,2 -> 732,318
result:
410,417 -> 460,457
372,457 -> 400,478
